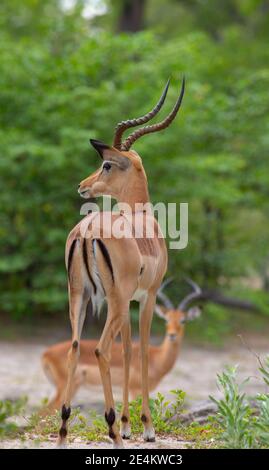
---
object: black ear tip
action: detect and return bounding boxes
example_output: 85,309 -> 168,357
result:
89,139 -> 111,155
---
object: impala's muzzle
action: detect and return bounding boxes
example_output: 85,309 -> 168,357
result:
78,185 -> 91,198
168,333 -> 177,342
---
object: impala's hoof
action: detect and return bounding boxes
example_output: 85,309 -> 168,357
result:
56,437 -> 67,448
113,439 -> 124,449
144,436 -> 156,442
120,423 -> 131,440
143,428 -> 156,443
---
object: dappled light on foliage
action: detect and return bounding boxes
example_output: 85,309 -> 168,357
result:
0,1 -> 268,338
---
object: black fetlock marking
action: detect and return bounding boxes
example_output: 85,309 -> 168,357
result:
105,408 -> 116,441
121,415 -> 128,423
72,340 -> 78,349
59,427 -> 67,439
141,414 -> 148,423
109,429 -> 116,440
61,404 -> 71,421
59,404 -> 71,440
105,408 -> 116,427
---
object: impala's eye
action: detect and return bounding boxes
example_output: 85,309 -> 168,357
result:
103,162 -> 112,172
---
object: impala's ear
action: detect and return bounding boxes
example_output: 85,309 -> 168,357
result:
90,139 -> 131,170
185,306 -> 202,322
90,139 -> 111,158
154,304 -> 168,321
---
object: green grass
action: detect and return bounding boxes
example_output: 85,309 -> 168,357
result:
210,357 -> 269,448
20,389 -> 220,447
0,397 -> 27,438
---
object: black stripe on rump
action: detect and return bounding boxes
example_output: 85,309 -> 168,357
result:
67,239 -> 77,279
94,239 -> 114,283
82,238 -> 97,294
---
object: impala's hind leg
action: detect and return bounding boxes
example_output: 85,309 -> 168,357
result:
139,292 -> 156,442
57,290 -> 88,446
120,317 -> 132,439
95,300 -> 129,449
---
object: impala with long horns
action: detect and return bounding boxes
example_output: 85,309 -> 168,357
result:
58,78 -> 185,448
42,279 -> 202,414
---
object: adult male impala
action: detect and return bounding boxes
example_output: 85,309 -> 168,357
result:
42,279 -> 201,413
58,78 -> 185,448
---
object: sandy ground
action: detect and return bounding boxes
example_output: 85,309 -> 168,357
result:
0,333 -> 268,448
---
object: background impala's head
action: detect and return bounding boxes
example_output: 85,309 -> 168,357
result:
155,278 -> 202,342
78,78 -> 185,203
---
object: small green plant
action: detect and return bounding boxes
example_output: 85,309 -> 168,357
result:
118,389 -> 186,435
28,390 -> 186,443
210,366 -> 253,448
0,397 -> 27,437
210,357 -> 269,448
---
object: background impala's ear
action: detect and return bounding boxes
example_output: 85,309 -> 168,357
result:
185,306 -> 202,322
89,139 -> 111,158
154,304 -> 168,321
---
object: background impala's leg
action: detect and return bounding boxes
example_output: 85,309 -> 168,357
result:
139,292 -> 156,442
57,290 -> 88,446
120,316 -> 132,439
95,300 -> 129,448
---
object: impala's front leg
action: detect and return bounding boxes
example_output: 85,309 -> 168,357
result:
95,301 -> 129,448
139,292 -> 156,442
120,317 -> 132,439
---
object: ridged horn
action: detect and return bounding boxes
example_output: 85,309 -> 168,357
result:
113,79 -> 170,150
121,76 -> 185,151
178,277 -> 202,311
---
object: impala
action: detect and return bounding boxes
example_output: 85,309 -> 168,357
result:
58,78 -> 185,448
42,279 -> 202,414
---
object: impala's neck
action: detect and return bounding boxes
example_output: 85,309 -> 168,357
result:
117,167 -> 150,212
155,332 -> 184,376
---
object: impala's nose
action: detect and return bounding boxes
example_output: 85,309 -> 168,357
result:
168,334 -> 177,342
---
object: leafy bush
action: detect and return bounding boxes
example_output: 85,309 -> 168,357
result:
210,358 -> 269,448
0,1 -> 268,331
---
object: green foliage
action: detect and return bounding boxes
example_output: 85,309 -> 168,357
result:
28,390 -> 185,442
4,390 -> 220,447
210,359 -> 269,448
120,389 -> 186,434
0,0 -> 268,334
0,397 -> 27,437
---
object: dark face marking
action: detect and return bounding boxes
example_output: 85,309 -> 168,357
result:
121,415 -> 128,423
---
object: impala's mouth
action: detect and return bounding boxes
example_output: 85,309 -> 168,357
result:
78,187 -> 91,198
